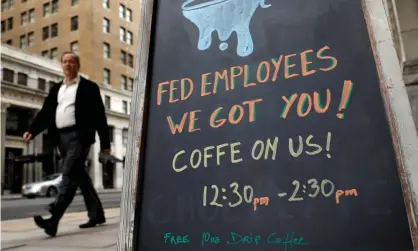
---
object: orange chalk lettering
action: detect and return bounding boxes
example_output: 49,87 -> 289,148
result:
230,66 -> 243,90
243,65 -> 256,87
271,56 -> 283,82
300,49 -> 316,76
181,78 -> 194,101
167,113 -> 189,134
297,93 -> 312,117
157,81 -> 169,106
281,94 -> 298,118
228,105 -> 244,125
201,72 -> 212,96
209,107 -> 225,128
242,98 -> 263,122
313,89 -> 331,113
253,197 -> 269,211
188,110 -> 201,133
335,189 -> 358,204
214,69 -> 229,93
256,61 -> 270,83
317,45 -> 338,72
169,80 -> 180,103
284,54 -> 299,79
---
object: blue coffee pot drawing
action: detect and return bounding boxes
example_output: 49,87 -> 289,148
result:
182,0 -> 271,57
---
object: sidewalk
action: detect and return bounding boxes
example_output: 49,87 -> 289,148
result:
1,189 -> 121,201
1,208 -> 120,250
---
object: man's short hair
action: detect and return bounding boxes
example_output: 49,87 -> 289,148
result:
61,51 -> 80,68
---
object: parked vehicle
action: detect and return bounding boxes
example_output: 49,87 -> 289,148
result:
21,173 -> 62,199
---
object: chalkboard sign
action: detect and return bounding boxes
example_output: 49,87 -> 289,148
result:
132,0 -> 415,250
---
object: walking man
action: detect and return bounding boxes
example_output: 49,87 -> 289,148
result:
23,52 -> 111,237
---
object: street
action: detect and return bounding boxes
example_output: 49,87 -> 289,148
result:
1,192 -> 121,221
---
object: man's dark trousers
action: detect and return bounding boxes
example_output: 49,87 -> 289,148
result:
49,127 -> 105,222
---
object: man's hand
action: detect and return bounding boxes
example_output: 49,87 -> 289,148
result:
103,148 -> 111,156
23,132 -> 32,143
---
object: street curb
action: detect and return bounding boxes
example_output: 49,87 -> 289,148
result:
1,190 -> 121,201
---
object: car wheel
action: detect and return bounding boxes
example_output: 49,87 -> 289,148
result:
47,187 -> 58,197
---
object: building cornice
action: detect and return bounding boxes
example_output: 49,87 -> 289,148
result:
106,109 -> 130,120
1,45 -> 64,77
1,81 -> 48,97
101,84 -> 133,98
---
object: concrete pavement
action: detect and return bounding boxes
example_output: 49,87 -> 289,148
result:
2,193 -> 121,221
1,208 -> 120,250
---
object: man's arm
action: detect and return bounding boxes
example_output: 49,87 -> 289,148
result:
27,89 -> 55,139
93,83 -> 111,152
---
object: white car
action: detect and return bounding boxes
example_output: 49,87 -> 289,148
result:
21,173 -> 62,198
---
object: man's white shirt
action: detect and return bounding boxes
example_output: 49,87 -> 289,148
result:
55,75 -> 80,129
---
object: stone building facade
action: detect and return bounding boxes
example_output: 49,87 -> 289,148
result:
1,45 -> 130,193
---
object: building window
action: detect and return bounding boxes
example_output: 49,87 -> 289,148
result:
6,39 -> 12,45
2,68 -> 14,82
17,72 -> 28,86
19,34 -> 26,49
51,23 -> 58,37
1,20 -> 5,33
51,0 -> 58,13
127,31 -> 133,45
120,50 -> 127,65
103,18 -> 109,33
42,26 -> 49,40
71,16 -> 78,31
103,68 -> 110,85
121,75 -> 127,90
43,2 -> 50,16
71,0 -> 78,6
104,95 -> 111,109
48,81 -> 57,91
29,8 -> 35,23
38,78 -> 46,91
119,27 -> 126,42
42,50 -> 49,57
108,125 -> 114,142
122,128 -> 128,146
126,9 -> 132,22
27,32 -> 34,47
7,17 -> 12,30
21,12 -> 27,25
103,42 -> 110,58
128,77 -> 133,91
1,0 -> 7,12
119,4 -> 125,18
102,0 -> 109,9
128,54 -> 134,68
71,41 -> 78,55
122,100 -> 128,114
8,0 -> 12,8
50,47 -> 58,60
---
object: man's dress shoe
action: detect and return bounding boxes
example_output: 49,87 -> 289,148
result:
79,218 -> 106,229
33,215 -> 58,237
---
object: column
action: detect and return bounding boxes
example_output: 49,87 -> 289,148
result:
33,133 -> 43,181
1,102 -> 10,195
114,127 -> 124,189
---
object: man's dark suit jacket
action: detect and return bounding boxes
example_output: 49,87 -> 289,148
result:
28,76 -> 111,151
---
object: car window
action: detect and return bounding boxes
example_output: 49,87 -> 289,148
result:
42,173 -> 60,181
